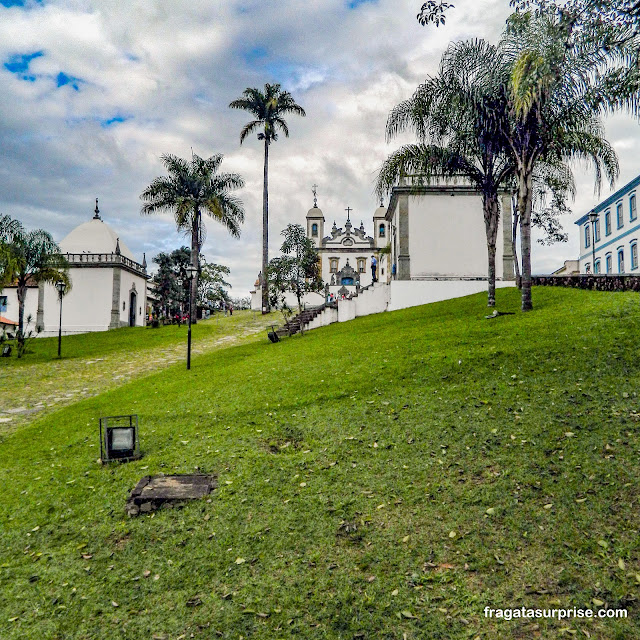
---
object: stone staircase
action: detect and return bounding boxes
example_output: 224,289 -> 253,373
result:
275,303 -> 333,338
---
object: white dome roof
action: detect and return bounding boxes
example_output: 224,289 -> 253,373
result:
60,218 -> 135,261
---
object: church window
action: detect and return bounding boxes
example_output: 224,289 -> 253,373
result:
357,258 -> 365,273
312,223 -> 318,237
379,223 -> 385,238
330,258 -> 339,273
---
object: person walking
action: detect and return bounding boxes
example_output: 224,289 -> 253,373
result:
371,255 -> 377,283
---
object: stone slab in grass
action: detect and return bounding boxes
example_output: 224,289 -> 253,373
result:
126,474 -> 217,517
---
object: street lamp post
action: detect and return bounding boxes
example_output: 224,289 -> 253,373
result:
186,265 -> 197,370
588,210 -> 598,273
55,280 -> 67,358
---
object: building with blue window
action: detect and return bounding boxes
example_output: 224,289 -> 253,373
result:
576,174 -> 639,274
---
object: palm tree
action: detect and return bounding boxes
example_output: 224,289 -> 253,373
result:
0,214 -> 25,287
229,83 -> 306,314
3,218 -> 70,338
501,10 -> 631,310
377,40 -> 515,307
141,153 -> 245,323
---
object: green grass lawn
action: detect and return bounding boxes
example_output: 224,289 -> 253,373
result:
1,287 -> 639,639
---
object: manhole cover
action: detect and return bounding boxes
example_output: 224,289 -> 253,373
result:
126,474 -> 217,517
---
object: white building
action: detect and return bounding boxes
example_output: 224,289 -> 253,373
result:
576,174 -> 639,275
386,180 -> 514,281
0,201 -> 149,337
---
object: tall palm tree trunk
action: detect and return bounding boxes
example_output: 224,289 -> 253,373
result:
262,139 -> 270,314
483,192 -> 500,307
190,213 -> 200,324
518,169 -> 534,311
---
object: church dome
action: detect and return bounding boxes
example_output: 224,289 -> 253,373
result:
307,205 -> 324,219
373,204 -> 387,219
60,217 -> 135,261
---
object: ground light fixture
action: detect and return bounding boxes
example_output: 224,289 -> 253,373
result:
55,280 -> 67,358
186,264 -> 197,370
99,414 -> 140,462
588,210 -> 598,273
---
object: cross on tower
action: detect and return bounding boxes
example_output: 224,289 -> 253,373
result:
345,206 -> 352,221
312,184 -> 318,208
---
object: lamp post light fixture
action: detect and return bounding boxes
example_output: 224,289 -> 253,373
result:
588,210 -> 598,273
99,414 -> 140,462
55,280 -> 67,358
186,264 -> 197,370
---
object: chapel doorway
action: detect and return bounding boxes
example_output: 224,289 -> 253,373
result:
129,291 -> 137,327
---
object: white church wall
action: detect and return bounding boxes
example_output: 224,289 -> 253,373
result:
0,286 -> 38,330
387,280 -> 516,312
354,282 -> 390,317
306,305 -> 338,330
119,270 -> 147,327
251,288 -> 325,313
408,194 -> 504,278
41,267 -> 113,336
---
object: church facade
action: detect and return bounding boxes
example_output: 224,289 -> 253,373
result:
306,198 -> 390,295
1,201 -> 149,337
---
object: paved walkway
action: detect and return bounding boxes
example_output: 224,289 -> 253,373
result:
0,317 -> 271,434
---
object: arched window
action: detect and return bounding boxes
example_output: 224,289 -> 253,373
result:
594,259 -> 601,274
357,258 -> 366,273
330,258 -> 339,273
379,223 -> 385,238
630,194 -> 637,221
606,253 -> 612,274
618,248 -> 625,273
311,223 -> 318,237
605,210 -> 611,235
631,242 -> 638,270
617,203 -> 624,229
584,225 -> 590,248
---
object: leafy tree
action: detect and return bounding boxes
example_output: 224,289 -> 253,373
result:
198,260 -> 231,309
229,84 -> 306,314
151,247 -> 191,318
267,224 -> 322,333
1,216 -> 69,340
377,39 -> 515,307
141,153 -> 245,323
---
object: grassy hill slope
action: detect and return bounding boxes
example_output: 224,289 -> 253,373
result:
1,287 -> 639,639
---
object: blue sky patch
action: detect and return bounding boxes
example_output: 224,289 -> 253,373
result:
101,115 -> 130,127
243,46 -> 268,64
56,72 -> 82,90
4,50 -> 43,77
0,0 -> 42,7
347,0 -> 377,8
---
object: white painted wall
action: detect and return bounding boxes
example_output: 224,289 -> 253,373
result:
41,267 -> 113,335
250,288 -> 325,312
0,286 -> 38,332
387,280 -> 515,311
407,194 -> 504,278
119,269 -> 147,327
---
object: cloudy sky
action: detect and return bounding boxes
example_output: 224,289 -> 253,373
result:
2,0 -> 639,295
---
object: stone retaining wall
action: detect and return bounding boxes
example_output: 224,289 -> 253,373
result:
533,275 -> 640,292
